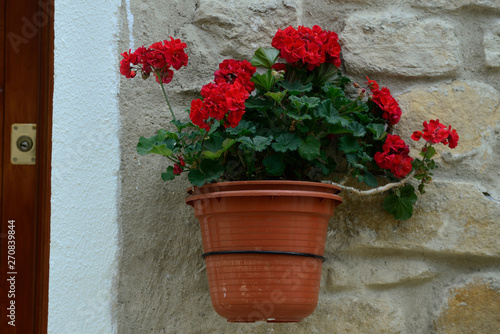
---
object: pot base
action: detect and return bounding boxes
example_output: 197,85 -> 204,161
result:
205,253 -> 323,323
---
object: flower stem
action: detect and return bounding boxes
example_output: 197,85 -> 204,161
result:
158,75 -> 176,121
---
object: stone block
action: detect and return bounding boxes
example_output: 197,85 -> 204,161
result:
484,21 -> 500,68
412,0 -> 500,11
315,294 -> 404,334
435,276 -> 500,333
341,14 -> 460,77
330,182 -> 500,257
191,0 -> 298,59
324,256 -> 437,291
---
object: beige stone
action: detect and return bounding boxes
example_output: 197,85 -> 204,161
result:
325,256 -> 437,291
397,80 -> 499,153
341,14 -> 460,77
435,277 -> 500,333
192,0 -> 299,59
484,21 -> 500,68
412,0 -> 500,11
330,182 -> 500,257
316,294 -> 404,334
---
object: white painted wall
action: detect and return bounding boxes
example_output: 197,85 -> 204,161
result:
49,1 -> 121,333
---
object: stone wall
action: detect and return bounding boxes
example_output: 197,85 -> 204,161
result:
116,1 -> 500,333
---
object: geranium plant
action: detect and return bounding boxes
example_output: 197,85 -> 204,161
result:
120,25 -> 459,220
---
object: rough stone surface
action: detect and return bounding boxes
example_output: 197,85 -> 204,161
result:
435,276 -> 500,333
325,256 -> 437,291
484,21 -> 500,68
412,0 -> 500,11
341,14 -> 460,77
316,294 -> 404,334
330,181 -> 500,257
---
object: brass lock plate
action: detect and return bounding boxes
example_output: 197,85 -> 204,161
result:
11,124 -> 36,165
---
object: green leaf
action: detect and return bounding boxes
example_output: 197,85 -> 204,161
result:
272,133 -> 301,152
161,166 -> 175,181
251,70 -> 275,92
226,120 -> 257,136
367,123 -> 386,140
420,146 -> 437,159
201,138 -> 236,159
238,136 -> 273,152
346,153 -> 365,170
136,130 -> 176,157
170,119 -> 191,131
277,80 -> 313,95
298,135 -> 321,161
187,159 -> 224,187
289,95 -> 321,110
315,100 -> 349,126
383,185 -> 418,220
338,136 -> 362,154
161,166 -> 176,181
202,134 -> 224,153
347,121 -> 367,137
362,171 -> 378,187
207,120 -> 221,135
286,109 -> 313,121
313,160 -> 330,176
356,112 -> 372,123
263,154 -> 285,176
265,90 -> 288,104
326,124 -> 353,135
250,47 -> 280,68
245,96 -> 275,111
307,62 -> 340,87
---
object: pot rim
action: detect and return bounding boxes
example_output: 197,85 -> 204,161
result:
185,180 -> 342,206
187,180 -> 341,195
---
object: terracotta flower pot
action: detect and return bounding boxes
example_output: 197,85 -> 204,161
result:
186,181 -> 342,323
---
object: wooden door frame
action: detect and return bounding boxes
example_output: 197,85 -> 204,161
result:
34,0 -> 54,332
0,0 -> 53,332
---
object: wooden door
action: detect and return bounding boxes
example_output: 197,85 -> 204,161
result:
0,1 -> 53,333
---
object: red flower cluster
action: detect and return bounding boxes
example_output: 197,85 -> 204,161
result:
366,78 -> 402,125
411,119 -> 459,149
375,134 -> 414,178
190,59 -> 256,130
119,37 -> 188,84
271,25 -> 341,70
173,156 -> 185,175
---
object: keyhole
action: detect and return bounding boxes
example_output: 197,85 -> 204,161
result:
17,136 -> 33,152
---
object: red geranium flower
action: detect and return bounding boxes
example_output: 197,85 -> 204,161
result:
366,78 -> 402,125
271,25 -> 341,70
448,128 -> 459,149
189,98 -> 210,131
173,163 -> 183,175
421,119 -> 449,144
375,134 -> 413,178
271,63 -> 287,71
189,59 -> 256,130
412,120 -> 459,149
119,37 -> 188,84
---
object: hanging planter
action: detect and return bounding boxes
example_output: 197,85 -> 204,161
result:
119,24 -> 461,324
186,180 -> 342,323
